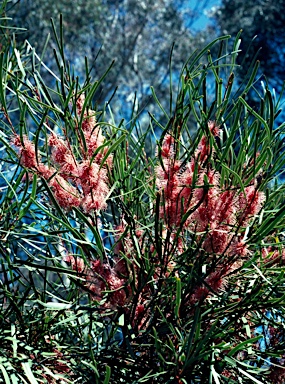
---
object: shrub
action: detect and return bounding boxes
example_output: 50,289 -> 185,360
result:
1,15 -> 285,384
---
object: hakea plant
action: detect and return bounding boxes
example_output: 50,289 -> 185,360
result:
4,27 -> 285,383
60,121 -> 267,315
12,115 -> 271,330
8,95 -> 285,383
11,112 -> 247,307
11,112 -> 285,382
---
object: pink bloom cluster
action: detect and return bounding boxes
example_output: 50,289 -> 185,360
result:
63,254 -> 127,309
156,121 -> 266,301
12,116 -> 269,327
63,222 -> 152,329
65,122 -> 267,318
12,94 -> 112,213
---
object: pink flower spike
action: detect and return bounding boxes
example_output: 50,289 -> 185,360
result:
229,240 -> 248,258
238,186 -> 265,225
78,161 -> 109,195
49,175 -> 81,209
160,134 -> 176,158
76,94 -> 85,115
81,191 -> 108,213
205,271 -> 226,293
63,255 -> 85,273
195,136 -> 210,163
12,134 -> 40,169
208,120 -> 220,137
48,134 -> 78,179
37,164 -> 56,180
84,127 -> 106,158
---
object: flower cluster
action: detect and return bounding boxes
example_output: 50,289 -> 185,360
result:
13,115 -> 272,342
63,254 -> 127,308
12,94 -> 111,213
63,222 -> 150,329
59,122 -> 268,319
155,121 -> 266,301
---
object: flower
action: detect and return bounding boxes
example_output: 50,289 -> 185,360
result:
77,160 -> 109,212
12,134 -> 39,169
208,120 -> 220,136
48,133 -> 78,179
64,255 -> 128,308
49,175 -> 81,209
238,186 -> 266,225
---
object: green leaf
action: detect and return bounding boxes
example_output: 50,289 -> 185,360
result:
0,364 -> 11,384
21,362 -> 38,384
174,277 -> 181,320
99,134 -> 126,169
103,365 -> 111,384
228,335 -> 263,357
239,96 -> 271,138
73,207 -> 105,260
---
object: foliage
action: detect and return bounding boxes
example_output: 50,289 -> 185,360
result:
2,5 -> 285,384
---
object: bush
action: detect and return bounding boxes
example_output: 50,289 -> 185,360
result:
1,13 -> 285,384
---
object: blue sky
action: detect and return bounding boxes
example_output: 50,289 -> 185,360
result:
191,0 -> 220,31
